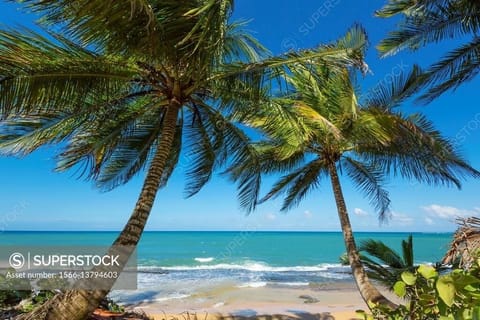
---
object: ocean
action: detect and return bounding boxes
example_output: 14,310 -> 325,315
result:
0,231 -> 453,302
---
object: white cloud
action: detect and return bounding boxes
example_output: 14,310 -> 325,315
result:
391,212 -> 414,226
304,210 -> 313,219
421,204 -> 480,220
353,208 -> 369,216
265,213 -> 277,221
424,217 -> 434,225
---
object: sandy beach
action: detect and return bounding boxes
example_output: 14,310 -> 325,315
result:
121,281 -> 388,320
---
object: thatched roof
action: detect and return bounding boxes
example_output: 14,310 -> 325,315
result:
443,217 -> 480,269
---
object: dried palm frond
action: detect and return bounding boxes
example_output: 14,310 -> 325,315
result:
443,216 -> 480,269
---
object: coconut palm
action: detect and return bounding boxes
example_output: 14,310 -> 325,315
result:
0,1 -> 370,319
376,0 -> 480,102
230,62 -> 480,309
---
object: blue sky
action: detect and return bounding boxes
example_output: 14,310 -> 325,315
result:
0,1 -> 479,232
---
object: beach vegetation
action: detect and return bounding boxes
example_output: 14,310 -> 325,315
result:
376,0 -> 480,103
340,235 -> 436,290
359,259 -> 480,320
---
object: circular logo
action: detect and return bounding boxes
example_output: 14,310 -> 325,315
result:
9,252 -> 25,269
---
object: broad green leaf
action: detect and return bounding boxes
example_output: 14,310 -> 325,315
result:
401,271 -> 417,285
418,264 -> 437,279
473,306 -> 480,320
452,274 -> 480,288
393,281 -> 406,298
355,310 -> 374,320
437,275 -> 456,307
419,293 -> 435,303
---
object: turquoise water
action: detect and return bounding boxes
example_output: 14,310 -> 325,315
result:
0,231 -> 452,264
0,231 -> 452,287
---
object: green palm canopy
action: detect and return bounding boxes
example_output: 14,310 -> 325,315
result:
376,0 -> 480,102
0,1 -> 369,319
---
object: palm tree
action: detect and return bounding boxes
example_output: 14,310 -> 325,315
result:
230,62 -> 480,309
376,0 -> 480,102
0,1 -> 369,319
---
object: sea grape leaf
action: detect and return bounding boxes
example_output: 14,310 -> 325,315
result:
393,281 -> 406,298
401,271 -> 417,285
418,264 -> 437,279
437,275 -> 456,307
452,274 -> 480,288
473,306 -> 480,320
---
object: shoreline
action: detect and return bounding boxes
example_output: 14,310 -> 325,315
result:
121,281 -> 382,320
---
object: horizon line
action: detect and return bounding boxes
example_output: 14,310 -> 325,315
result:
1,229 -> 454,234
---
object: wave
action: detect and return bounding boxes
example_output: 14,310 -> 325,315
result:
138,262 -> 346,273
277,282 -> 310,286
154,293 -> 190,302
194,257 -> 214,263
237,281 -> 267,288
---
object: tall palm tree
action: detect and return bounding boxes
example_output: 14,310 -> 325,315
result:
230,62 -> 480,309
376,0 -> 480,102
0,1 -> 369,319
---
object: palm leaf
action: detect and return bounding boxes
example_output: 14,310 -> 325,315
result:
342,158 -> 391,221
0,28 -> 138,118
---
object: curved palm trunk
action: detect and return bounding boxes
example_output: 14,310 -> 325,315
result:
328,162 -> 396,310
19,102 -> 181,320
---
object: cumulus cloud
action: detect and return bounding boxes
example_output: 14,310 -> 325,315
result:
421,204 -> 480,220
353,208 -> 369,216
304,210 -> 313,219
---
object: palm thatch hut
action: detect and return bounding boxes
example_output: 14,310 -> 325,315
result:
443,217 -> 480,269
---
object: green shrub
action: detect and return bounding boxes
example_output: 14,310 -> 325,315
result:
358,259 -> 480,319
0,269 -> 32,308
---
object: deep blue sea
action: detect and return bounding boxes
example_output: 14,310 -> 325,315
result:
0,231 -> 453,301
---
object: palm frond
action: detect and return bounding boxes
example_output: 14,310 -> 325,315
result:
261,158 -> 328,211
16,0 -> 163,56
183,105 -> 219,198
401,235 -> 414,267
419,38 -> 480,102
222,122 -> 263,213
360,111 -> 480,188
93,109 -> 170,191
212,24 -> 368,82
359,239 -> 406,275
342,158 -> 391,221
376,0 -> 480,100
362,65 -> 424,110
375,0 -> 420,17
377,2 -> 480,57
0,112 -> 85,155
223,20 -> 269,63
0,28 -> 138,118
443,217 -> 480,269
55,95 -> 164,182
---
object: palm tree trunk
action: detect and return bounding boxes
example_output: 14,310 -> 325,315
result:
18,101 -> 181,320
328,162 -> 396,310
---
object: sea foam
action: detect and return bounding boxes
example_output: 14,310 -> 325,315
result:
194,257 -> 214,263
